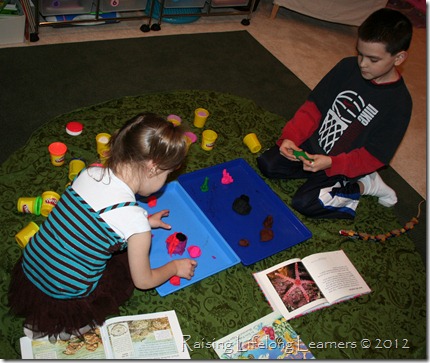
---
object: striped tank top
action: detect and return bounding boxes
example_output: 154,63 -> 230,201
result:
22,186 -> 139,299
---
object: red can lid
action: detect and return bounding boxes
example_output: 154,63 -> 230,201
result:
66,122 -> 84,136
48,142 -> 67,155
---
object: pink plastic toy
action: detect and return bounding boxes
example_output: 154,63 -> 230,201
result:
221,169 -> 233,184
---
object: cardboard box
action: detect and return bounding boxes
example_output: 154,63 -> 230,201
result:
0,1 -> 25,45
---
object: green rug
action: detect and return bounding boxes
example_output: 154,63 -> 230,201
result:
0,31 -> 425,261
0,90 -> 426,359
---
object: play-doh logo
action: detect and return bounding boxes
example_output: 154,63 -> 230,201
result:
44,198 -> 58,206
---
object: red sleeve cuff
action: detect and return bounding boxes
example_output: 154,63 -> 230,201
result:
326,149 -> 385,178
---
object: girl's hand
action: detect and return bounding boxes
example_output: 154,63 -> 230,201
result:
128,233 -> 198,289
148,209 -> 171,230
174,259 -> 198,280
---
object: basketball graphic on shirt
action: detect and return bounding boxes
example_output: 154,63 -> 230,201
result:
318,90 -> 365,153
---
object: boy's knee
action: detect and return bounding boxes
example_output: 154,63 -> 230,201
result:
256,153 -> 272,177
292,192 -> 323,218
292,191 -> 355,219
291,194 -> 311,216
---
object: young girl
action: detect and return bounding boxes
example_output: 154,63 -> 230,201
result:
8,112 -> 198,340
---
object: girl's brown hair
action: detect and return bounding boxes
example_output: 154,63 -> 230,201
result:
105,112 -> 187,174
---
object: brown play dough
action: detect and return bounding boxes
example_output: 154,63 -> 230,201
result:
260,215 -> 274,241
260,229 -> 274,242
238,239 -> 250,247
263,215 -> 273,229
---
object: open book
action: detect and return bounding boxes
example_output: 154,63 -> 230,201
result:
212,311 -> 314,359
20,310 -> 190,359
253,250 -> 371,320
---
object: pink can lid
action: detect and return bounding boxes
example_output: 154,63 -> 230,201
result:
184,132 -> 197,143
66,122 -> 84,136
167,114 -> 182,123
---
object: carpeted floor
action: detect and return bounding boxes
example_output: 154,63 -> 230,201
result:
1,31 -> 425,260
0,90 -> 426,359
0,31 -> 308,166
0,32 -> 426,359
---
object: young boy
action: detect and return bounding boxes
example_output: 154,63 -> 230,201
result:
257,8 -> 413,219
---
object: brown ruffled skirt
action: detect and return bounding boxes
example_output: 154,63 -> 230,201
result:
8,250 -> 135,339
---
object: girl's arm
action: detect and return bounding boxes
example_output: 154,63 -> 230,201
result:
127,231 -> 197,290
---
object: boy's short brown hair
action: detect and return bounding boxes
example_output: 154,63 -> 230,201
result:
358,8 -> 413,55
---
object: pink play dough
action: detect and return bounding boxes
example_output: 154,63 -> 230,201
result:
187,245 -> 202,258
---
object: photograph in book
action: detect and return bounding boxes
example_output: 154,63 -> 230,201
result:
212,311 -> 315,359
267,261 -> 324,312
253,250 -> 371,320
20,310 -> 190,359
20,328 -> 106,359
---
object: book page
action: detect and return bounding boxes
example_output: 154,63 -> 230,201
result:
253,258 -> 328,320
302,250 -> 371,304
100,310 -> 190,359
212,311 -> 314,359
20,328 -> 106,359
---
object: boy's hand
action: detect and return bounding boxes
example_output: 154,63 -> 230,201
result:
148,209 -> 171,230
279,139 -> 315,163
293,149 -> 314,162
279,139 -> 332,172
302,154 -> 332,172
279,139 -> 301,161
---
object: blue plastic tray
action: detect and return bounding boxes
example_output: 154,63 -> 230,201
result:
137,181 -> 240,296
178,159 -> 312,265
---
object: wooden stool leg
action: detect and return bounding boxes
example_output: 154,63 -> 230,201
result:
270,4 -> 280,19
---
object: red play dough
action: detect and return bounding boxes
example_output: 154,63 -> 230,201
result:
147,195 -> 157,207
166,232 -> 187,256
169,276 -> 181,286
